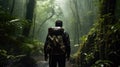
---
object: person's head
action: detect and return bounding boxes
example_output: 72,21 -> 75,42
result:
55,20 -> 63,27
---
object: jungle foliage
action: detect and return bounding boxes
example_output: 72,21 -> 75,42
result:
0,6 -> 43,67
0,0 -> 120,67
72,0 -> 120,67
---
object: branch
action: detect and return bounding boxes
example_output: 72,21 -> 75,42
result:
37,8 -> 55,33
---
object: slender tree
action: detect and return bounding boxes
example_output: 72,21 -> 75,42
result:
69,0 -> 81,44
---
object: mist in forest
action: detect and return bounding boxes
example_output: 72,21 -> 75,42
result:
0,0 -> 120,67
1,0 -> 99,50
28,0 -> 99,53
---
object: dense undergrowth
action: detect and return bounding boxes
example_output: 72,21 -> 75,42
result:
0,7 -> 44,67
72,14 -> 120,67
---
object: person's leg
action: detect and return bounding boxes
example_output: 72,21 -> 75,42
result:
58,54 -> 66,67
49,55 -> 57,67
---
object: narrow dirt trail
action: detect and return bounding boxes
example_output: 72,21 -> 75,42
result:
34,56 -> 73,67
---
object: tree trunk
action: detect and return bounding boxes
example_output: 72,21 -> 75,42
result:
26,0 -> 35,21
69,0 -> 81,44
23,0 -> 35,37
10,0 -> 15,14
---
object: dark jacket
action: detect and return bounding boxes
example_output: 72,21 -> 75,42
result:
44,27 -> 71,59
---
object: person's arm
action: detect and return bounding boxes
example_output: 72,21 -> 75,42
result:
44,35 -> 49,61
64,32 -> 71,60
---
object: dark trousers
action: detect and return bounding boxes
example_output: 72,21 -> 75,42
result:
49,54 -> 66,67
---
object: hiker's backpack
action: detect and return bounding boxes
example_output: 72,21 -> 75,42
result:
47,27 -> 66,55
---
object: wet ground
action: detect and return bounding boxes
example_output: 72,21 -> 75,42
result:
37,61 -> 73,67
34,56 -> 73,67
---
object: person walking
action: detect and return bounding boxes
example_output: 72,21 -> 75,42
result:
44,20 -> 71,67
